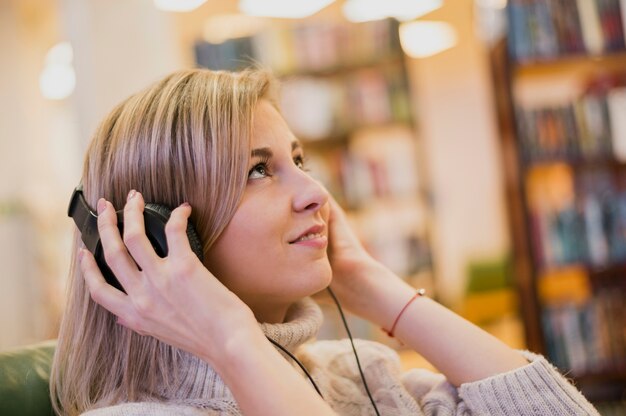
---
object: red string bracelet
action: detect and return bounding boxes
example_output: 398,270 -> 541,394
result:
383,288 -> 426,337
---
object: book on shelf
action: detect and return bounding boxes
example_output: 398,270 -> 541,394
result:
279,66 -> 410,141
516,80 -> 625,164
195,19 -> 402,75
508,0 -> 626,63
542,288 -> 626,376
526,163 -> 626,269
608,86 -> 626,162
307,125 -> 421,210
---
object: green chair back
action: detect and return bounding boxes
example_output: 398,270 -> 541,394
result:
0,340 -> 56,416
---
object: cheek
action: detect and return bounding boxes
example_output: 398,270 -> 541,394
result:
205,206 -> 283,284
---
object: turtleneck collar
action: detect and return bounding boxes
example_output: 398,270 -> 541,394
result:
164,297 -> 323,405
259,297 -> 323,352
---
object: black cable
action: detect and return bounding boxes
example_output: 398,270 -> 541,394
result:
266,336 -> 324,399
326,287 -> 381,416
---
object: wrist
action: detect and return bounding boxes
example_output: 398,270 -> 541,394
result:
195,306 -> 262,366
348,260 -> 416,328
209,323 -> 269,375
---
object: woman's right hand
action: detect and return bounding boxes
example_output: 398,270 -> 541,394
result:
78,190 -> 259,365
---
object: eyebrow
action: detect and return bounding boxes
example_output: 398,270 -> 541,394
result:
250,140 -> 302,159
251,147 -> 272,159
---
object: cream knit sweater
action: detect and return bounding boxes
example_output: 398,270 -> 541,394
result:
83,298 -> 599,415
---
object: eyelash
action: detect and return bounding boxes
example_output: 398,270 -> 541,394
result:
248,156 -> 271,179
247,154 -> 308,179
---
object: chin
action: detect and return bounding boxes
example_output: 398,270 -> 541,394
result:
303,261 -> 332,295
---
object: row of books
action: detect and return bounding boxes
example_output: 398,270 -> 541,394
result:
307,126 -> 421,210
527,166 -> 626,268
195,18 -> 402,75
280,66 -> 411,140
307,141 -> 430,279
542,288 -> 626,376
516,85 -> 626,164
508,0 -> 626,62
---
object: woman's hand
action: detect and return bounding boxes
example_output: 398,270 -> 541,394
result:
78,190 -> 259,365
325,197 -> 409,321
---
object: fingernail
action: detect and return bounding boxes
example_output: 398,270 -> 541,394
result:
97,198 -> 106,214
181,202 -> 190,208
127,189 -> 137,201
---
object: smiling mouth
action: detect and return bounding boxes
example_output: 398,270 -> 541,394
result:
290,232 -> 324,244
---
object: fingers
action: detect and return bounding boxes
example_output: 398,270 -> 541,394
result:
328,195 -> 346,221
123,190 -> 159,269
79,248 -> 133,320
97,197 -> 142,292
165,202 -> 195,259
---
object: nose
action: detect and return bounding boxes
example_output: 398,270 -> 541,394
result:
292,171 -> 329,213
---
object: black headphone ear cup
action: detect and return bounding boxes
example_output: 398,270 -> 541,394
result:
69,187 -> 204,293
91,205 -> 204,294
144,203 -> 204,261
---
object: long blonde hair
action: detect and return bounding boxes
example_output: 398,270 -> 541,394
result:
50,68 -> 277,415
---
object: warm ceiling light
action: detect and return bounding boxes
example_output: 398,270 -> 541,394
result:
203,14 -> 267,43
154,0 -> 207,12
45,42 -> 73,66
40,42 -> 75,100
239,0 -> 335,18
343,0 -> 442,22
475,0 -> 507,9
399,21 -> 457,58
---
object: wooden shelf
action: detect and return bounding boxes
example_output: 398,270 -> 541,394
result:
522,157 -> 626,171
513,51 -> 626,78
489,1 -> 626,403
493,1 -> 626,405
575,371 -> 626,403
514,50 -> 626,68
277,54 -> 405,78
537,261 -> 626,278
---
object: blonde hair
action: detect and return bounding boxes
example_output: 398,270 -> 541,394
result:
50,68 -> 277,415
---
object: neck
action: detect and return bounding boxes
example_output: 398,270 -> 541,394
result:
249,301 -> 291,324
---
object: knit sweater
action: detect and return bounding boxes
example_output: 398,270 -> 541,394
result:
82,298 -> 599,415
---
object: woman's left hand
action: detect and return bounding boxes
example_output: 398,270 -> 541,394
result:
325,197 -> 407,321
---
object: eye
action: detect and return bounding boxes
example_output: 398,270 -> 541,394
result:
248,162 -> 270,180
294,155 -> 308,171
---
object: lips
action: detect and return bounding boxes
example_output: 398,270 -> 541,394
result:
289,224 -> 325,244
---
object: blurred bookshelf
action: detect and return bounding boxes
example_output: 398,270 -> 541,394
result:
489,0 -> 626,407
194,18 -> 434,345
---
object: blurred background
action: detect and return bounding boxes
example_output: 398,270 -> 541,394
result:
1,0 -> 625,412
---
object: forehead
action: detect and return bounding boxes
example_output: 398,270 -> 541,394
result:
252,100 -> 298,149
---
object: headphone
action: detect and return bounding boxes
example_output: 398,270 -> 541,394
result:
67,185 -> 381,416
67,185 -> 204,292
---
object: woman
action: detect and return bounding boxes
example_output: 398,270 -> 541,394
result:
51,68 -> 599,415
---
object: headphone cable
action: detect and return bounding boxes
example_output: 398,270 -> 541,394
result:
327,287 -> 381,416
266,289 -> 381,416
266,336 -> 324,399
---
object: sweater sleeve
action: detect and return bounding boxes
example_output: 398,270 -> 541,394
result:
402,350 -> 600,416
457,350 -> 599,416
